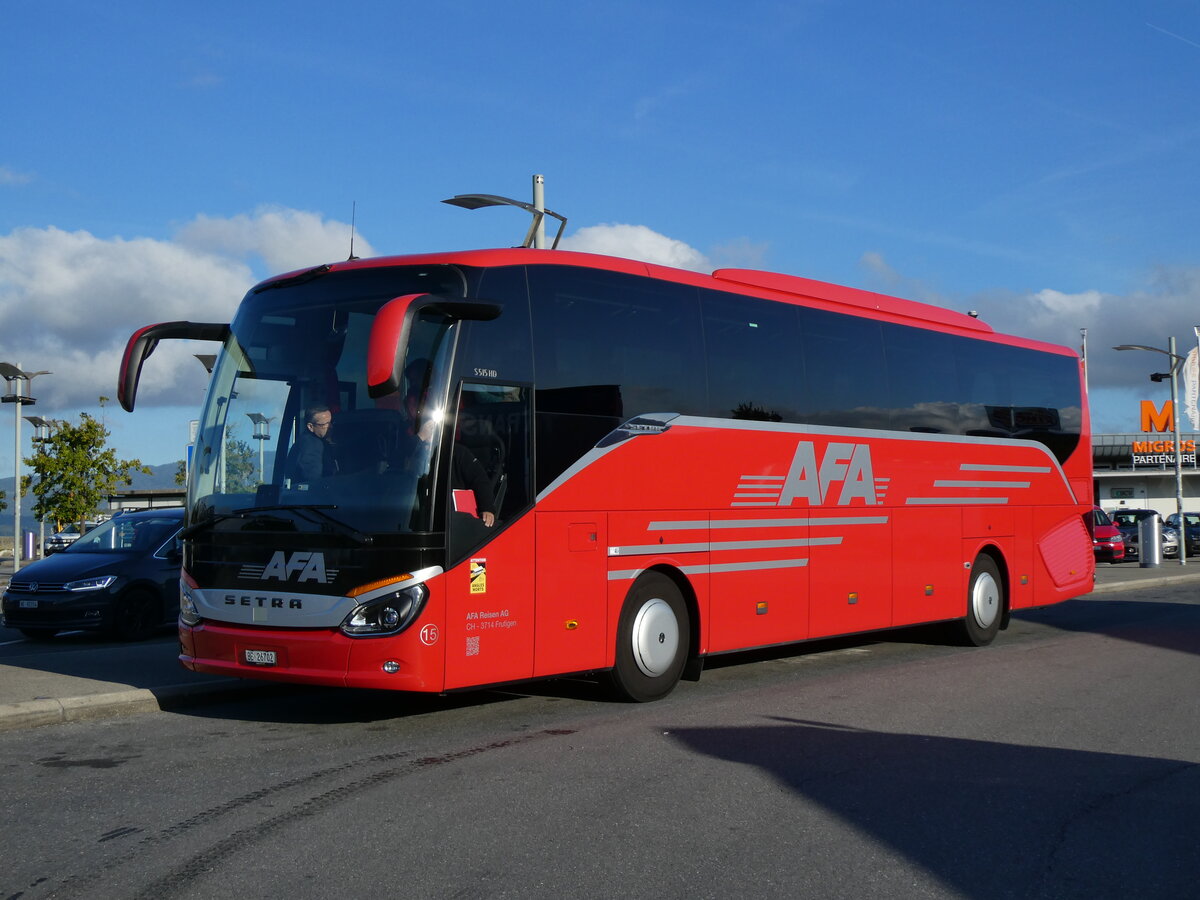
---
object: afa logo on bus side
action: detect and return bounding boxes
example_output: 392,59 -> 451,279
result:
740,440 -> 881,507
783,441 -> 877,505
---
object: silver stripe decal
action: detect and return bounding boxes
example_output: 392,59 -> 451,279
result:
609,537 -> 843,557
959,463 -> 1052,473
906,497 -> 1010,505
647,516 -> 890,530
933,480 -> 1031,489
704,558 -> 810,574
608,568 -> 645,581
607,558 -> 810,581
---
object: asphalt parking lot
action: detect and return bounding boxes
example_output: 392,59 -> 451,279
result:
1,556 -> 1198,732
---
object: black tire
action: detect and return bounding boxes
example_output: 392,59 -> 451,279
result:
954,555 -> 1004,647
607,572 -> 689,702
110,590 -> 160,642
19,627 -> 59,641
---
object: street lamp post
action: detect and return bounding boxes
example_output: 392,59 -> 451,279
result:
246,413 -> 274,484
24,415 -> 54,559
1114,340 -> 1188,565
442,174 -> 568,249
0,363 -> 51,573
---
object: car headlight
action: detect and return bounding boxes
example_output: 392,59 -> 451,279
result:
64,575 -> 118,592
341,583 -> 429,637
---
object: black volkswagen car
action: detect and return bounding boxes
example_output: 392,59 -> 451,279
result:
2,508 -> 184,641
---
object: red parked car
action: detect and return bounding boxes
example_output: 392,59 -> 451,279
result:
1092,507 -> 1126,562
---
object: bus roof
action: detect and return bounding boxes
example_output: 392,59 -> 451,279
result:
257,247 -> 1075,356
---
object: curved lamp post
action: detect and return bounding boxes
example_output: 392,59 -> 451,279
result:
1114,339 -> 1188,565
24,415 -> 54,560
246,413 -> 274,485
1,363 -> 52,573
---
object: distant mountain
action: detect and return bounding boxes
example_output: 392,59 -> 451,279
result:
0,461 -> 184,537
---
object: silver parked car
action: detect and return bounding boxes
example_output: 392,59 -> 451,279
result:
44,531 -> 81,554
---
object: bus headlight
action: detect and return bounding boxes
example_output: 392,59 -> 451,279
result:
341,583 -> 428,637
180,574 -> 201,626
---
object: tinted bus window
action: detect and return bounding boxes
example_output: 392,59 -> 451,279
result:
954,338 -> 1082,460
882,323 -> 962,434
528,267 -> 705,418
455,265 -> 534,384
797,307 -> 888,430
701,289 -> 805,422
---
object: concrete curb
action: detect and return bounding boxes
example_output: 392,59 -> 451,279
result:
1090,571 -> 1200,594
0,679 -> 285,734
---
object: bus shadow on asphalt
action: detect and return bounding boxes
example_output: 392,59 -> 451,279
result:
667,716 -> 1200,898
1012,596 -> 1200,657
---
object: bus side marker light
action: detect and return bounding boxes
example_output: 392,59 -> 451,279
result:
1021,574 -> 1029,585
565,619 -> 579,630
848,593 -> 858,605
925,585 -> 934,596
382,660 -> 400,674
756,602 -> 768,615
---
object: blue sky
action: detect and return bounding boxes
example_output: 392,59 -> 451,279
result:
3,0 -> 1200,479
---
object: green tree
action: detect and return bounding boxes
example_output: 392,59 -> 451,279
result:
0,488 -> 6,514
222,433 -> 257,495
23,413 -> 152,532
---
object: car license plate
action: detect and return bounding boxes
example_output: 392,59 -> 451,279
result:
243,649 -> 277,666
19,600 -> 38,609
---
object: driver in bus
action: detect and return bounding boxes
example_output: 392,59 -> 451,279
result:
285,405 -> 338,483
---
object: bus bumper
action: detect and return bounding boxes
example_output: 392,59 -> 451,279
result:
179,620 -> 440,691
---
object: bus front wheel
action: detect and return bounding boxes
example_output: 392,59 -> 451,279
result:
608,572 -> 689,702
955,554 -> 1004,647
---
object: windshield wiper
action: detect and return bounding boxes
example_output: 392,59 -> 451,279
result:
178,512 -> 239,540
180,504 -> 373,545
234,504 -> 374,545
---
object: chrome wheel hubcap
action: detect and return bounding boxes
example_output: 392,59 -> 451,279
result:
631,598 -> 680,677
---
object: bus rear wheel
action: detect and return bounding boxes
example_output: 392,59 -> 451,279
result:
955,554 -> 1004,647
608,572 -> 689,702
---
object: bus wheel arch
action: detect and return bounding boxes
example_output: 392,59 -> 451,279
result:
607,568 -> 695,702
954,549 -> 1007,647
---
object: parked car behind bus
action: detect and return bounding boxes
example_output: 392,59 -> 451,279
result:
2,508 -> 183,641
1092,507 -> 1125,562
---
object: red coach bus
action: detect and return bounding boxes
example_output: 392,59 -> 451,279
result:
119,248 -> 1093,701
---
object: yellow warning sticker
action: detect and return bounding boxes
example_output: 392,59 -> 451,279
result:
469,558 -> 487,594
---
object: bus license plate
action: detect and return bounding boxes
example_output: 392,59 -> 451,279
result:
20,600 -> 38,608
244,649 -> 277,666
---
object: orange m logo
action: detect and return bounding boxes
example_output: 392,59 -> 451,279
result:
1140,400 -> 1174,432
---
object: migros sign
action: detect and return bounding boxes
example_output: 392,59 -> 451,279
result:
1134,401 -> 1196,463
1140,400 -> 1177,433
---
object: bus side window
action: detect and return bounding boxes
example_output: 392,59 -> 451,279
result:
700,289 -> 805,423
797,308 -> 888,430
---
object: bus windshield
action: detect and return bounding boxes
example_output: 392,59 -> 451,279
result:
187,266 -> 466,536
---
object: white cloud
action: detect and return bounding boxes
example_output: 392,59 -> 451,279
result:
0,165 -> 33,186
0,208 -> 370,412
560,223 -> 711,271
860,253 -> 1200,402
177,205 -> 374,274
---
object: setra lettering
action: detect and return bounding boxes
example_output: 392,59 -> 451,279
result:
224,595 -> 303,609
